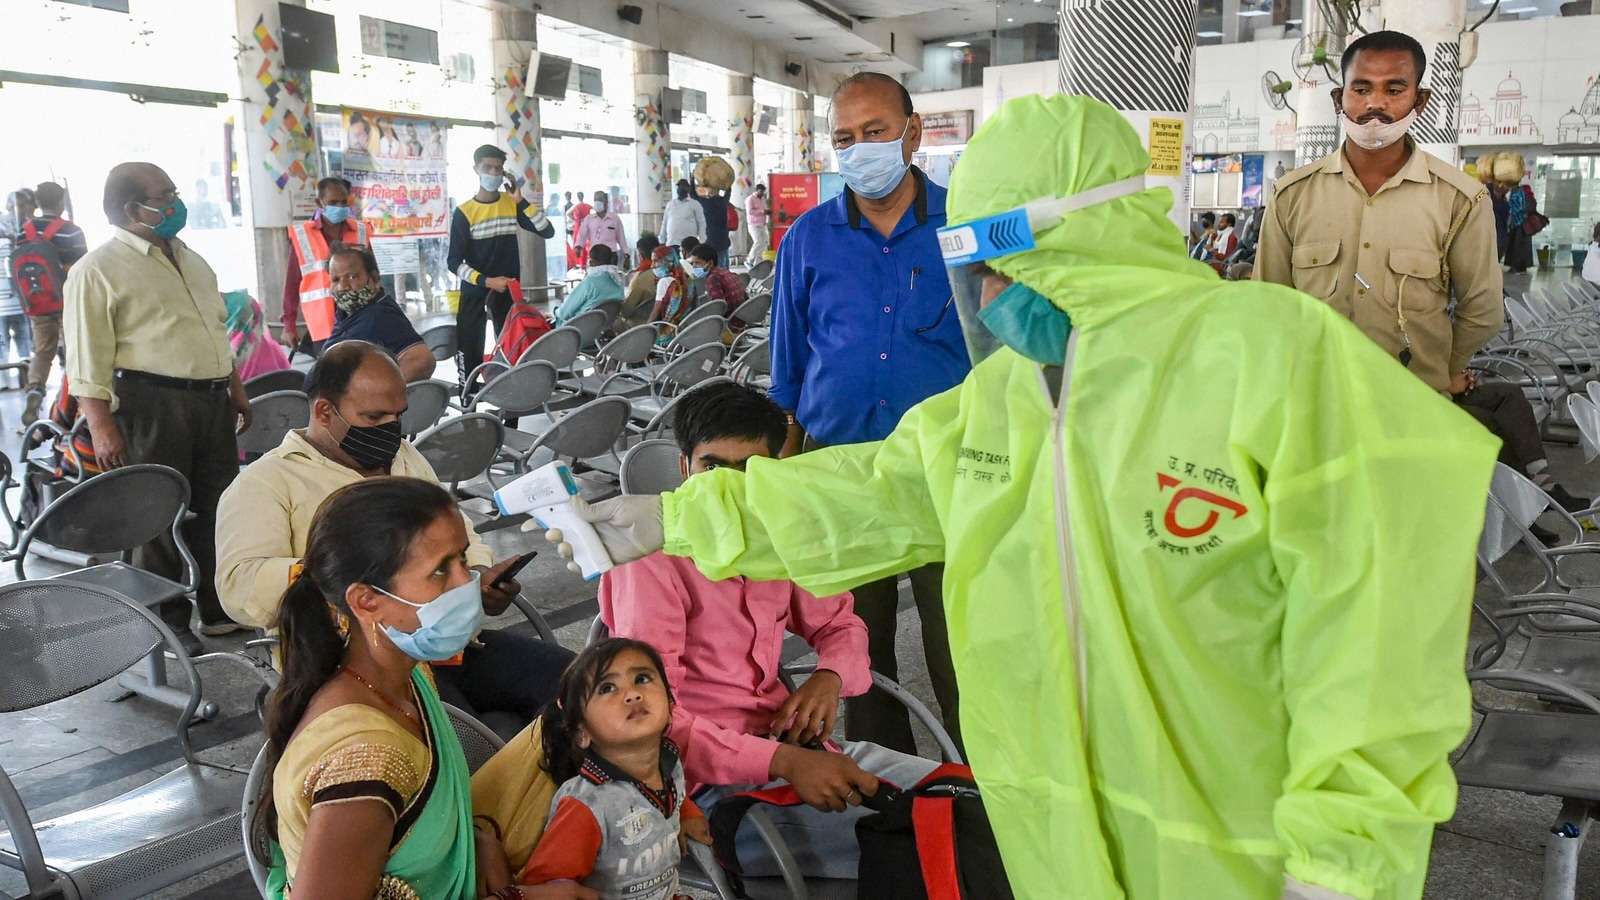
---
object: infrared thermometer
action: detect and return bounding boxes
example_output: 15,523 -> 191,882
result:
493,461 -> 615,580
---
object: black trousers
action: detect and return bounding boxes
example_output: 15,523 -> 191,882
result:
113,375 -> 239,627
1456,380 -> 1545,471
455,285 -> 514,382
433,629 -> 575,738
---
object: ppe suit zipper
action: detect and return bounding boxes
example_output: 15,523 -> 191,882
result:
1041,331 -> 1089,743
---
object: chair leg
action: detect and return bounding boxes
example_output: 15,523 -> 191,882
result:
1545,797 -> 1593,900
746,807 -> 810,900
117,652 -> 219,721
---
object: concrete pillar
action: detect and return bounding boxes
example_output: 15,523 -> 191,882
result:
729,75 -> 756,263
234,0 -> 320,320
1294,1 -> 1343,167
1382,0 -> 1466,165
492,5 -> 547,288
1058,0 -> 1195,228
634,49 -> 671,240
792,93 -> 815,174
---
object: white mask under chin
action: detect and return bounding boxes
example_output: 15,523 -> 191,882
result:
1342,107 -> 1419,150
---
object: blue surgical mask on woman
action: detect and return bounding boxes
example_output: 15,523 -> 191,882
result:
976,281 -> 1073,366
653,264 -> 671,277
836,119 -> 911,200
377,571 -> 485,662
321,204 -> 351,224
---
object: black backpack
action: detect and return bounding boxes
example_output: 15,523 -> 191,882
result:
10,219 -> 69,317
708,764 -> 1015,900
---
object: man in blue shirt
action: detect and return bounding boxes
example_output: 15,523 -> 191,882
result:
769,72 -> 969,756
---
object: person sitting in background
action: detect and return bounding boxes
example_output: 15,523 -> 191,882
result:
261,476 -> 568,900
1208,212 -> 1238,262
216,341 -> 575,736
599,381 -> 938,878
647,245 -> 694,334
225,289 -> 292,384
322,246 -> 435,382
1189,212 -> 1216,260
686,243 -> 747,311
622,235 -> 661,326
552,244 -> 626,325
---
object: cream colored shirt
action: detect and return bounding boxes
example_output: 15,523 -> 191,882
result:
63,228 -> 234,408
215,429 -> 494,630
1256,139 -> 1504,392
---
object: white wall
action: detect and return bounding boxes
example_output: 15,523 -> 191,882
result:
1191,39 -> 1299,155
909,86 -> 984,125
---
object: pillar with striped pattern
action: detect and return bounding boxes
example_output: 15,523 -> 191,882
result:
1381,0 -> 1466,166
1058,0 -> 1196,228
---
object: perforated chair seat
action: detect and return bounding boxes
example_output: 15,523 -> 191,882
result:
1454,709 -> 1600,800
0,763 -> 245,898
1515,633 -> 1600,697
53,562 -> 188,610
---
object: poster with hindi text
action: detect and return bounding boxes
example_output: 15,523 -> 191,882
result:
340,107 -> 450,237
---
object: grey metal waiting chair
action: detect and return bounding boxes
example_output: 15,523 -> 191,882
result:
504,396 -> 633,483
421,321 -> 458,361
0,580 -> 275,900
241,703 -> 504,898
653,316 -> 727,365
460,360 -> 560,421
238,390 -> 311,458
620,439 -> 685,496
243,368 -> 304,399
1,464 -> 221,716
565,307 -> 612,347
727,338 -> 772,388
564,323 -> 661,398
729,293 -> 772,328
401,379 -> 453,437
467,328 -> 583,393
413,412 -> 505,493
625,345 -> 730,429
678,299 -> 727,330
634,376 -> 736,442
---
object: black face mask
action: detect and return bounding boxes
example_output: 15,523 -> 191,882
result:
332,406 -> 403,471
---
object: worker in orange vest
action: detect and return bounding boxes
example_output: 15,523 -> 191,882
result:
283,177 -> 370,354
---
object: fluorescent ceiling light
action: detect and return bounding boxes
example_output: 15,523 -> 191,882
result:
945,40 -> 970,47
1501,4 -> 1539,9
1006,17 -> 1014,22
1197,30 -> 1225,37
1238,9 -> 1270,15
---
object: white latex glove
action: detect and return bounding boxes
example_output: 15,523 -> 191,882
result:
522,494 -> 664,573
1282,877 -> 1357,900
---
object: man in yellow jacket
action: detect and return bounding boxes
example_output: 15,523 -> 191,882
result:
538,95 -> 1497,899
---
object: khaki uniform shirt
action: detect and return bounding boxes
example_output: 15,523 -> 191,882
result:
63,228 -> 234,409
215,429 -> 494,629
1256,139 -> 1503,392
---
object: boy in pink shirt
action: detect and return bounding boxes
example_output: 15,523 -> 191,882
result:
600,382 -> 938,878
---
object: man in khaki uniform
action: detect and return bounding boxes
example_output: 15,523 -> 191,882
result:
1259,30 -> 1589,510
1258,30 -> 1501,394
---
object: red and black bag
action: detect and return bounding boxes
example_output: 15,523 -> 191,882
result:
491,303 -> 552,365
9,219 -> 69,316
708,764 -> 1014,900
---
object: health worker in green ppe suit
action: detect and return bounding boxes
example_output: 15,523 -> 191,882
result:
535,94 -> 1498,900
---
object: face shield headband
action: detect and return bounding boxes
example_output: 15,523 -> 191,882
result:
937,175 -> 1147,364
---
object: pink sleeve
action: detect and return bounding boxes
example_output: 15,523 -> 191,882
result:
788,587 -> 872,699
601,555 -> 780,787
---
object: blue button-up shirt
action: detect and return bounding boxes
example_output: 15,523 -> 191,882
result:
770,169 -> 970,445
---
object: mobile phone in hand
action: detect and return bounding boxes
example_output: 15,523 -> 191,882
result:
491,552 -> 536,590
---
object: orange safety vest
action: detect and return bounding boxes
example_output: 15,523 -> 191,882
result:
288,219 -> 370,341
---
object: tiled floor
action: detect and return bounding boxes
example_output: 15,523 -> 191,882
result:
5,266 -> 1600,897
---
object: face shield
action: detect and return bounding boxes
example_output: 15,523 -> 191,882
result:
937,175 -> 1148,364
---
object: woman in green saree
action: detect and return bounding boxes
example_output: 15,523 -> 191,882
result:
259,477 -> 594,900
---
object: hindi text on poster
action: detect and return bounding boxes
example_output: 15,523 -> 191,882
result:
1147,118 -> 1186,178
340,107 -> 451,237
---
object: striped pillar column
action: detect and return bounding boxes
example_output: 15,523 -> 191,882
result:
1382,0 -> 1466,165
634,49 -> 671,240
1058,0 -> 1196,228
1294,1 -> 1342,168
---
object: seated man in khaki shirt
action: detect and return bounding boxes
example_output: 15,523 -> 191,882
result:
215,341 -> 574,736
1257,30 -> 1588,511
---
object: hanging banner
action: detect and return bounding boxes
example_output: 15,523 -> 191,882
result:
340,107 -> 450,236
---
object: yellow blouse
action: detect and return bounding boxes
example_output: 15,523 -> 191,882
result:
273,702 -> 432,879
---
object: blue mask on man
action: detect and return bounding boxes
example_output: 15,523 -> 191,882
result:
321,204 -> 351,224
138,198 -> 188,239
976,281 -> 1072,366
836,119 -> 911,200
687,264 -> 708,279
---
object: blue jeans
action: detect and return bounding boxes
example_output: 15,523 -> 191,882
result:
0,313 -> 31,362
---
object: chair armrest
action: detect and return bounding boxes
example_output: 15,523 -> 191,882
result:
0,765 -> 57,897
191,650 -> 281,691
778,662 -> 964,765
508,593 -> 557,643
1468,669 -> 1600,716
